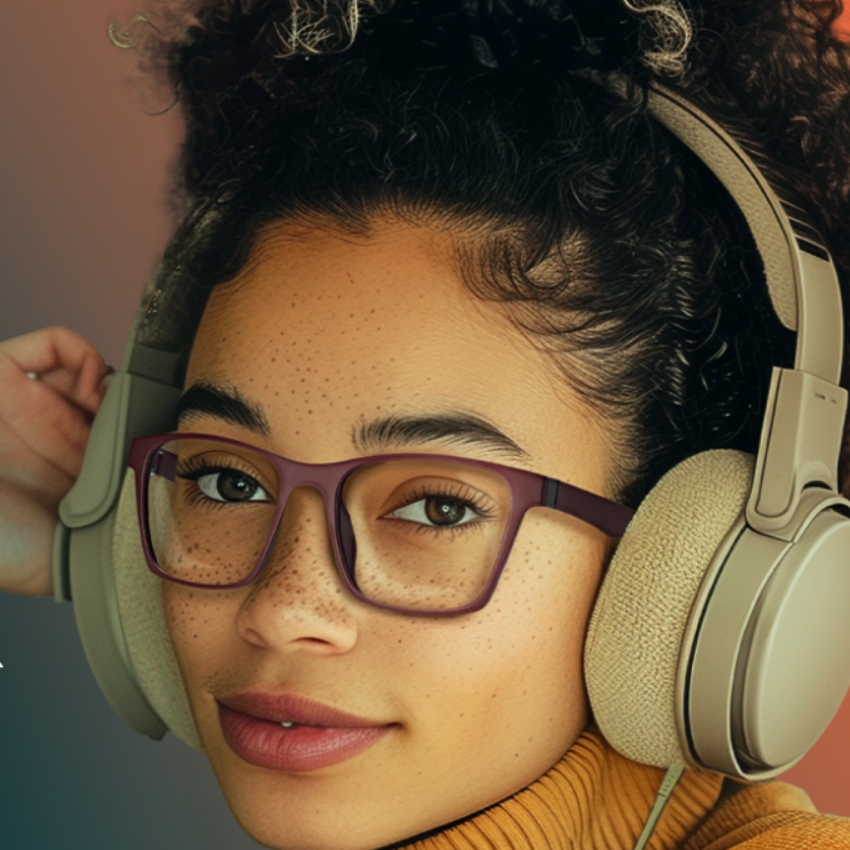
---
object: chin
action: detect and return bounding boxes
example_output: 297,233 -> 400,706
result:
223,796 -> 440,850
207,755 -> 438,850
211,747 -> 558,850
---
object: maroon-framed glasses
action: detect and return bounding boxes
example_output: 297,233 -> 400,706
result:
128,433 -> 634,616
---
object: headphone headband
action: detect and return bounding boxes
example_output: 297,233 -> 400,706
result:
646,85 -> 847,539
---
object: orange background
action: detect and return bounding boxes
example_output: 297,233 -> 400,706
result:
0,1 -> 847,844
840,3 -> 850,34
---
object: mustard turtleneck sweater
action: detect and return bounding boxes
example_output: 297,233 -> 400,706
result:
402,727 -> 850,849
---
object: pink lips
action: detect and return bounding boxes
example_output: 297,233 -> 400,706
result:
217,692 -> 394,772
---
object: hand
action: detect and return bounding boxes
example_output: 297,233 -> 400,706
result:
0,327 -> 110,596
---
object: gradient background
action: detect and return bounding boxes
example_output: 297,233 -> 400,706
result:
0,2 -> 848,847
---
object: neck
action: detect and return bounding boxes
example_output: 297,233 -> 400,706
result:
398,727 -> 724,850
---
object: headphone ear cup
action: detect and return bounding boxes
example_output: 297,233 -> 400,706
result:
113,472 -> 203,750
585,450 -> 753,768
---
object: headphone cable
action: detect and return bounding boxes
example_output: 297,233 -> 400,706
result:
632,763 -> 686,850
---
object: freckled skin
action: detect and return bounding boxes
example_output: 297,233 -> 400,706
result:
163,218 -> 614,850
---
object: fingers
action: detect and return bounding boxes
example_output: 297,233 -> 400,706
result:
0,328 -> 114,597
0,326 -> 111,416
0,327 -> 110,480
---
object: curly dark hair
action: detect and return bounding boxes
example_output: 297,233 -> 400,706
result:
113,0 -> 850,504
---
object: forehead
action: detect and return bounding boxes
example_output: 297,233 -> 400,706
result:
185,219 -> 610,488
195,219 -> 499,354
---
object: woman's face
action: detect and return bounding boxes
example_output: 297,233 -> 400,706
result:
163,218 -> 614,850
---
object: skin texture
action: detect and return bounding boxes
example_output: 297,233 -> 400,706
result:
162,218 -> 615,850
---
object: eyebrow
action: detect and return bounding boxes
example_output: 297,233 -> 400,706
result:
352,413 -> 528,460
176,384 -> 527,460
176,382 -> 271,437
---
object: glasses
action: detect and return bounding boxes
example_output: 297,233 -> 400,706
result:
128,433 -> 634,616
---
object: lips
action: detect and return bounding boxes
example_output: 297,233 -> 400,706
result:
217,692 -> 394,772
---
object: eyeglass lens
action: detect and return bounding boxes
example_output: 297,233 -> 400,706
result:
146,438 -> 513,611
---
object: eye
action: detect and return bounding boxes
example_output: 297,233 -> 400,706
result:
187,467 -> 271,503
388,495 -> 481,528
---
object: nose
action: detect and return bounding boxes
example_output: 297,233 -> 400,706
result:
236,486 -> 359,655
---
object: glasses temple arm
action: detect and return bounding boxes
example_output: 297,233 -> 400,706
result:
545,478 -> 635,538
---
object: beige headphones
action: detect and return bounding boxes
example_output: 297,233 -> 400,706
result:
586,85 -> 850,782
52,84 -> 850,778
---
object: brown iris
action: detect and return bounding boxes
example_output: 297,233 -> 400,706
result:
425,496 -> 468,526
212,470 -> 260,502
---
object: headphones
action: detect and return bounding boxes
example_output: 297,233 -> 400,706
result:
51,84 -> 850,779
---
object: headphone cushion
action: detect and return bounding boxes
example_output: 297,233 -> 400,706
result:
585,450 -> 753,767
113,473 -> 203,750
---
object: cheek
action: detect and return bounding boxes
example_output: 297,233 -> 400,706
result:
480,511 -> 605,661
161,583 -> 242,692
386,511 -> 605,753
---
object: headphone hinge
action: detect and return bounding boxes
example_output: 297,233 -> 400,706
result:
747,367 -> 847,536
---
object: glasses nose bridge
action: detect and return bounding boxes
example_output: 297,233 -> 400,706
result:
259,463 -> 349,593
272,456 -> 343,540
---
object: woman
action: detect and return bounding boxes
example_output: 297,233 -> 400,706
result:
2,1 -> 850,848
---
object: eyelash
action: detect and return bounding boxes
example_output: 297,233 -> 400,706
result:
173,460 -> 498,537
384,482 -> 497,535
